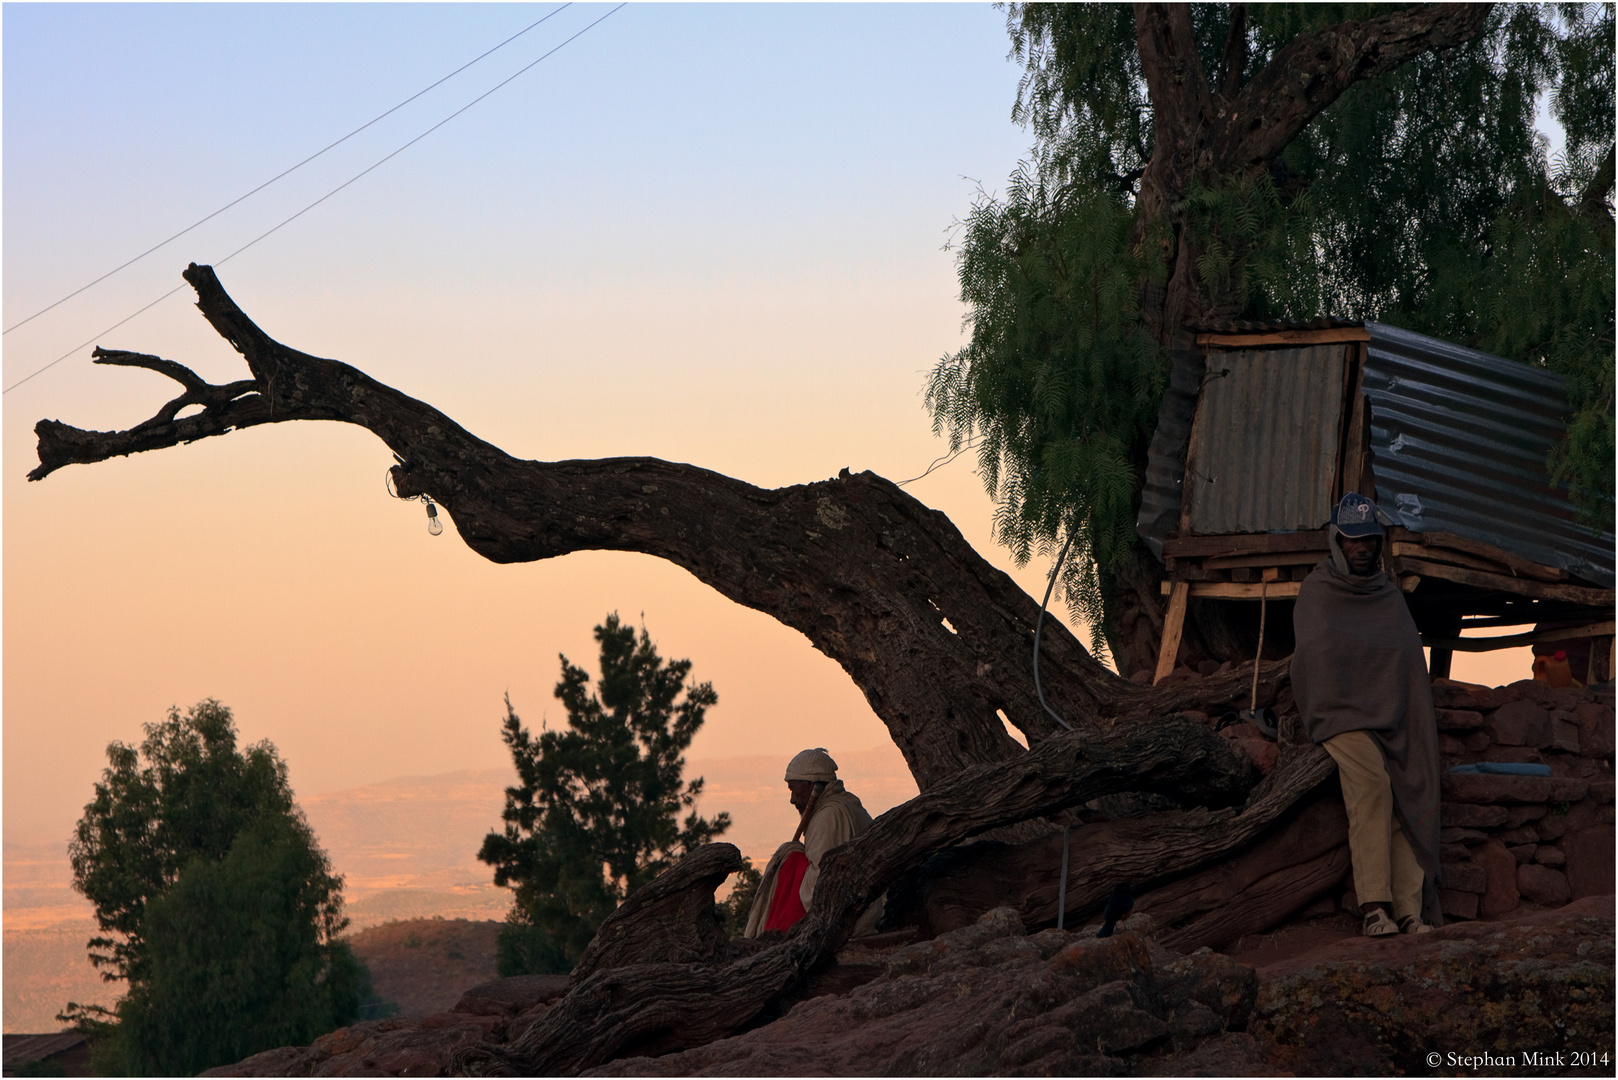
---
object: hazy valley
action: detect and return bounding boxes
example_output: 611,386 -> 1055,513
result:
3,747 -> 915,1032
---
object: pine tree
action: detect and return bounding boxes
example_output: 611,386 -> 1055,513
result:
479,614 -> 730,974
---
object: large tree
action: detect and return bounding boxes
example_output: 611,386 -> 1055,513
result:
480,614 -> 730,975
32,5 -> 1593,1069
928,3 -> 1614,672
63,700 -> 361,1076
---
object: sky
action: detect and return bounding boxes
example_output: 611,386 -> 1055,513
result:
2,2 -> 1530,873
3,2 -> 1053,855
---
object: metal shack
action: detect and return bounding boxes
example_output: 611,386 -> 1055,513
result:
1136,320 -> 1615,684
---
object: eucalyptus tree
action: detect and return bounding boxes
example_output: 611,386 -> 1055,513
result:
63,700 -> 360,1075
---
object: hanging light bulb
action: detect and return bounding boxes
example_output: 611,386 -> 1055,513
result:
425,500 -> 443,536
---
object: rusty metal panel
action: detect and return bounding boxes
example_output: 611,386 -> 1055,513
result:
1139,320 -> 1613,590
1364,323 -> 1614,588
1180,345 -> 1349,535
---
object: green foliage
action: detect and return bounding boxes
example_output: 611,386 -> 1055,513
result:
62,699 -> 357,1076
479,614 -> 730,975
931,3 -> 1615,638
927,168 -> 1165,653
109,817 -> 363,1076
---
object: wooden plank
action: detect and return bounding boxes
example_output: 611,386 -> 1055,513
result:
1389,527 -> 1570,583
1163,530 -> 1329,559
1196,327 -> 1371,347
1394,556 -> 1614,606
1390,541 -> 1512,577
1421,621 -> 1616,653
1154,581 -> 1190,684
1160,581 -> 1304,599
1201,551 -> 1326,570
1459,616 -> 1542,630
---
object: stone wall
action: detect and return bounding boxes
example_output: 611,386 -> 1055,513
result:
1417,680 -> 1611,920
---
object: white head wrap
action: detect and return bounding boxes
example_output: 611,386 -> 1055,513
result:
784,747 -> 838,783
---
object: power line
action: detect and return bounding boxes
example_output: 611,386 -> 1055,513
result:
3,3 -> 571,337
897,437 -> 983,486
2,288 -> 189,395
5,3 -> 627,397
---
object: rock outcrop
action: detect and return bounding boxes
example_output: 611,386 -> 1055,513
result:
1254,895 -> 1614,1076
207,677 -> 1613,1076
203,975 -> 570,1077
208,899 -> 1613,1076
588,907 -> 1262,1077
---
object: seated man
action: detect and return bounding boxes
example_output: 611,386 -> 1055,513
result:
743,748 -> 878,936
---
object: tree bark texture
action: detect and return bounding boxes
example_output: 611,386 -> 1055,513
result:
568,842 -> 744,985
32,264 -> 1289,788
880,726 -> 1336,941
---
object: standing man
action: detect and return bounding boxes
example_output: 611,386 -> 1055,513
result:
1293,493 -> 1443,936
743,748 -> 879,937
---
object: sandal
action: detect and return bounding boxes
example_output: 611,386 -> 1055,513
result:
1362,908 -> 1399,937
1398,914 -> 1433,935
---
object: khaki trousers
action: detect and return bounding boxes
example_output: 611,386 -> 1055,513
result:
1323,729 -> 1425,920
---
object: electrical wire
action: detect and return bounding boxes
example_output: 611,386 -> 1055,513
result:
896,436 -> 982,486
1032,528 -> 1077,732
4,3 -> 627,396
3,4 -> 572,337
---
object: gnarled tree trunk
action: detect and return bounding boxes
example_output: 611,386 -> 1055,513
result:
32,263 -> 1285,789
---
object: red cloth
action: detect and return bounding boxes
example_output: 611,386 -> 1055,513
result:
762,850 -> 810,932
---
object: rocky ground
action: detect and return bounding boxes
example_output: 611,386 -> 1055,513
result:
204,677 -> 1615,1076
208,897 -> 1613,1077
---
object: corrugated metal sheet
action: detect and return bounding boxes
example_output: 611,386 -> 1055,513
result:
1136,320 -> 1614,588
1181,346 -> 1349,533
1363,322 -> 1614,588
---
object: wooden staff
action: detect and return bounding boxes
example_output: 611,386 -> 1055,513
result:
790,783 -> 824,844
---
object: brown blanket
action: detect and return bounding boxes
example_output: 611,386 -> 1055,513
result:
1292,545 -> 1444,924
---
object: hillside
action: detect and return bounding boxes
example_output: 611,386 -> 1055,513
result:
347,919 -> 503,1018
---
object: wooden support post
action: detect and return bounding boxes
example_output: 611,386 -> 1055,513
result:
1155,581 -> 1190,684
1427,611 -> 1461,680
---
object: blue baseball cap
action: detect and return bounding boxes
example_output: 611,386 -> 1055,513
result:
1331,493 -> 1388,539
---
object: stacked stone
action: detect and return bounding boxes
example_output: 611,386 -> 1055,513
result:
1427,680 -> 1614,920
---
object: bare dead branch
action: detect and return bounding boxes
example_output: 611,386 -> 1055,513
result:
31,265 -> 1299,789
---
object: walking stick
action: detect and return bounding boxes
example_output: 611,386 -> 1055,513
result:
791,784 -> 823,844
